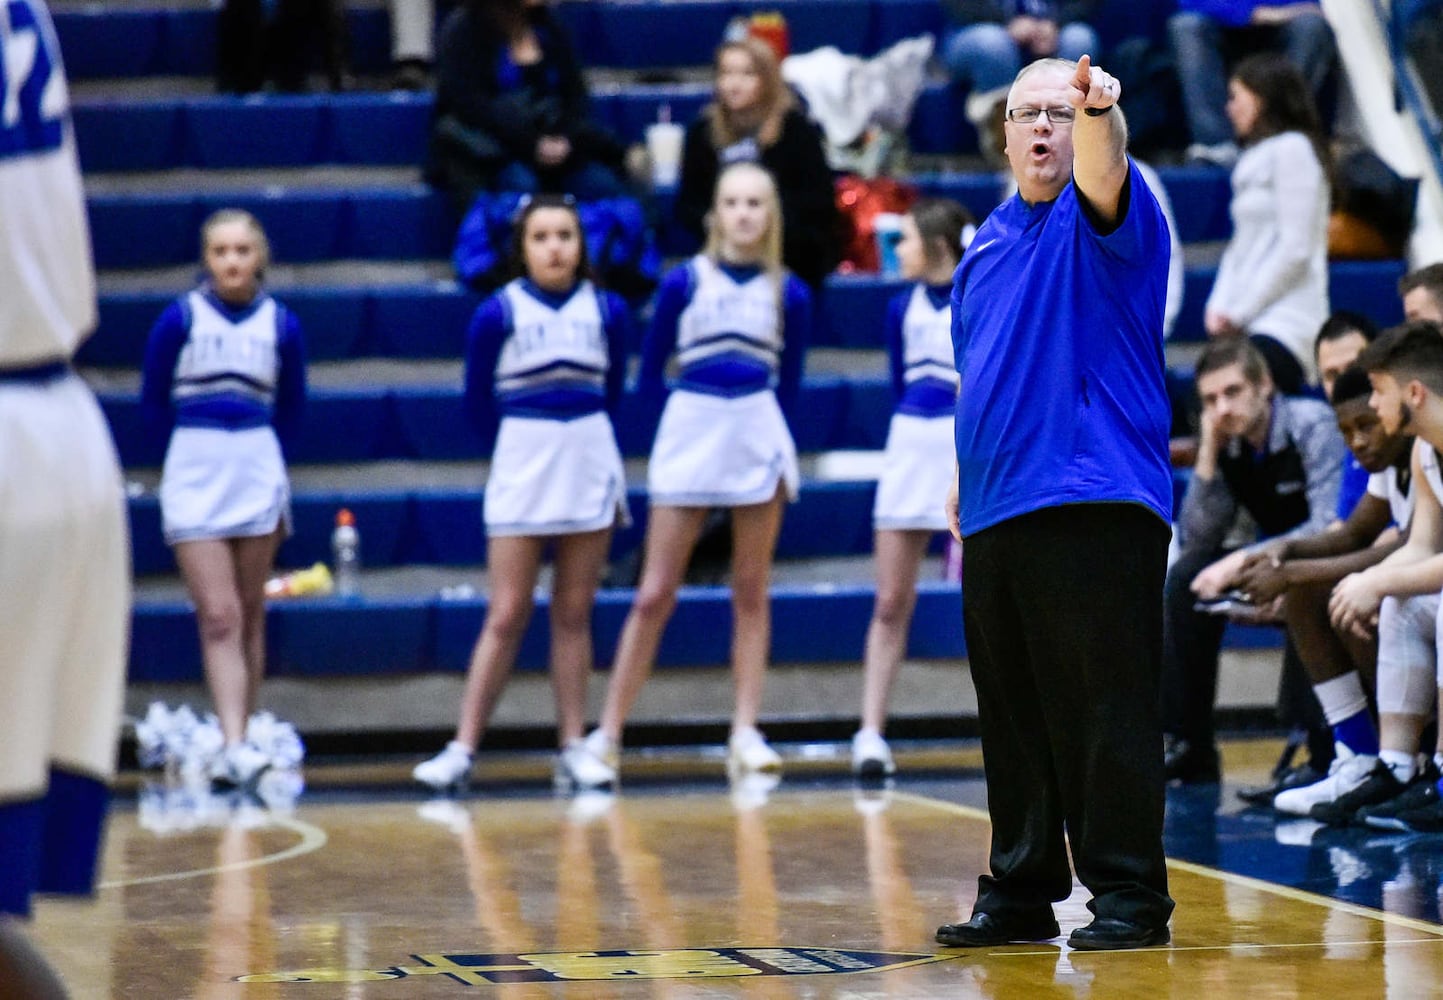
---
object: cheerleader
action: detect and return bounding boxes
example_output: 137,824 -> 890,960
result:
140,210 -> 307,788
413,194 -> 632,792
852,198 -> 971,778
583,162 -> 811,776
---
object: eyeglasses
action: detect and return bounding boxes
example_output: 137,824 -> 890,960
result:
1005,106 -> 1076,124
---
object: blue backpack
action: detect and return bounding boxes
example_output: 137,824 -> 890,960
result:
453,192 -> 661,302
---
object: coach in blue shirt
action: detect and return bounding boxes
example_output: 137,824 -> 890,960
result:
937,55 -> 1174,952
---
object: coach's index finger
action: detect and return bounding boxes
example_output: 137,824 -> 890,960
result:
1069,54 -> 1093,105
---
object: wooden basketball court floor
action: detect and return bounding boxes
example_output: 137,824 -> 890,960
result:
27,739 -> 1443,998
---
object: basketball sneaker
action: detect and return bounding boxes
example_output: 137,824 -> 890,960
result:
1396,787 -> 1443,834
581,728 -> 619,772
1273,745 -> 1398,822
1359,762 -> 1441,831
851,729 -> 896,778
413,741 -> 474,791
728,726 -> 782,773
555,739 -> 617,792
209,741 -> 271,789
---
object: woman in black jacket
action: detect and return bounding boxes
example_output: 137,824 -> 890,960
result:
427,0 -> 627,214
675,36 -> 839,289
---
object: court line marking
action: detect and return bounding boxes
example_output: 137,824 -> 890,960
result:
994,937 -> 1443,957
97,815 -> 329,890
889,790 -> 1443,940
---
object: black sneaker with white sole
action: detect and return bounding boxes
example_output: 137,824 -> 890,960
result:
1310,759 -> 1407,825
1397,788 -> 1443,834
1358,763 -> 1441,831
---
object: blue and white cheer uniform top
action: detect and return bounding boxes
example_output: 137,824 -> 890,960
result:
874,283 -> 958,532
640,256 -> 812,507
141,287 -> 307,543
464,278 -> 632,536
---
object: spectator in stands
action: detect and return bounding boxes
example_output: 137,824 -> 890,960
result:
851,198 -> 972,779
675,37 -> 840,290
389,0 -> 446,90
413,195 -> 630,793
140,210 -> 308,788
582,163 -> 811,780
1402,262 -> 1443,324
216,0 -> 352,94
1168,1 -> 1336,169
1,0 -> 128,988
1323,321 -> 1443,832
426,0 -> 628,216
939,1 -> 1101,167
1204,53 -> 1330,396
1162,337 -> 1345,784
1316,312 -> 1381,520
1230,365 -> 1413,809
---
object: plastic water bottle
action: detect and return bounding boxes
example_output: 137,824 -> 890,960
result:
332,508 -> 361,598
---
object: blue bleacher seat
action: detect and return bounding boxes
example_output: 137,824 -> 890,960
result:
128,572 -> 1279,682
185,96 -> 328,169
127,480 -> 891,576
370,286 -> 476,358
158,9 -> 217,76
100,377 -> 897,468
871,0 -> 947,52
54,9 -> 165,77
331,93 -> 432,166
73,103 -> 184,173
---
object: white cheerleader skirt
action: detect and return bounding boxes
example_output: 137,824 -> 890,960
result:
160,425 -> 293,544
484,411 -> 630,537
647,389 -> 800,507
873,412 -> 955,532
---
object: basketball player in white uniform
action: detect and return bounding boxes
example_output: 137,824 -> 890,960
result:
0,0 -> 130,991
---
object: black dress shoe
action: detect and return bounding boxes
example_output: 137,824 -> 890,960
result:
935,910 -> 1060,947
1067,917 -> 1170,951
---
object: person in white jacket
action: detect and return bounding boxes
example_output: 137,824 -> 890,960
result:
1205,52 -> 1330,396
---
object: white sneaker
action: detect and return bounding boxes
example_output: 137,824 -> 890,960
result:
851,729 -> 896,778
555,739 -> 617,791
1274,744 -> 1377,817
413,741 -> 474,791
582,729 -> 619,772
209,741 -> 271,788
728,726 -> 782,774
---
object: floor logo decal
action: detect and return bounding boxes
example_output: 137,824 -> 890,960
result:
237,947 -> 955,984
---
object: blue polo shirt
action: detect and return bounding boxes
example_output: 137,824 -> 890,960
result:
952,159 -> 1173,537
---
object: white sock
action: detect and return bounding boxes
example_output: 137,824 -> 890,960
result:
1314,672 -> 1369,724
1381,749 -> 1417,782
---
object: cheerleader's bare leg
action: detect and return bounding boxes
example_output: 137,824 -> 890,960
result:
859,529 -> 931,733
548,528 -> 613,745
229,526 -> 284,717
174,538 -> 252,745
596,506 -> 710,739
453,536 -> 546,751
727,486 -> 787,730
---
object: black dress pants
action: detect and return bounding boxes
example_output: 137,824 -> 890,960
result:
963,503 -> 1175,928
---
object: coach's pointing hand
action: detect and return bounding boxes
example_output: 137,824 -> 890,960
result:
1068,55 -> 1120,112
